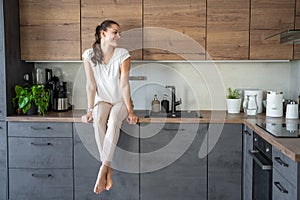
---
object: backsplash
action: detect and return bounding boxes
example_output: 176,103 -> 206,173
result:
35,61 -> 292,111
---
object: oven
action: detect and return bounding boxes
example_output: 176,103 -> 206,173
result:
249,132 -> 273,200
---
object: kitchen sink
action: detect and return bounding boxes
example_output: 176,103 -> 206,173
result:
144,110 -> 202,118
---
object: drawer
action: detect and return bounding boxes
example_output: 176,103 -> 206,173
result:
272,147 -> 299,187
273,169 -> 297,200
9,168 -> 73,200
9,137 -> 72,168
8,122 -> 72,137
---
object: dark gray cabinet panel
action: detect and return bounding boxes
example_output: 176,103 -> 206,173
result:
208,123 -> 242,200
73,122 -> 139,200
9,137 -> 72,169
9,168 -> 73,200
140,123 -> 208,200
8,122 -> 72,137
0,122 -> 7,200
243,125 -> 253,200
273,169 -> 297,200
0,0 -> 6,120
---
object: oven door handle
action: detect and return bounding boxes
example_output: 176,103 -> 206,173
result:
249,150 -> 272,170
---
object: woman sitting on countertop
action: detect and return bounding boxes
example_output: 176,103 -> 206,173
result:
81,19 -> 138,195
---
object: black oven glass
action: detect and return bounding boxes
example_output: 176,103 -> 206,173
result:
251,132 -> 273,200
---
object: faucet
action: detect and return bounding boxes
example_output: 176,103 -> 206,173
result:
166,86 -> 182,117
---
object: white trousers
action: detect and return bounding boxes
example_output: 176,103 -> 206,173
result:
92,101 -> 128,163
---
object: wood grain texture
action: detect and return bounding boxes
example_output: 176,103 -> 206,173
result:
143,0 -> 206,60
294,0 -> 300,60
207,0 -> 250,60
19,0 -> 80,60
81,0 -> 143,60
250,0 -> 294,60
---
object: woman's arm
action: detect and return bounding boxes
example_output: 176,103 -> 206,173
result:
82,60 -> 97,123
120,57 -> 138,124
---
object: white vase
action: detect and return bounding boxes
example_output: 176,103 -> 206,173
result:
226,99 -> 241,114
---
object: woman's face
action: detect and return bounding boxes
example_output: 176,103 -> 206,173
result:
102,24 -> 121,47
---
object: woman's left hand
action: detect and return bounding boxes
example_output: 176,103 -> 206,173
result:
127,112 -> 138,124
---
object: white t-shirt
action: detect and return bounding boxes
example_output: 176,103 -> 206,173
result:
82,48 -> 130,104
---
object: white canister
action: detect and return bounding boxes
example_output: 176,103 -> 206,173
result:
266,91 -> 283,117
286,102 -> 299,119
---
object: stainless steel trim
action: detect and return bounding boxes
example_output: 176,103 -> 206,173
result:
249,149 -> 272,170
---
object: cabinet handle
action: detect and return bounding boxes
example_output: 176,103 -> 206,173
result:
163,128 -> 185,131
244,130 -> 251,136
31,173 -> 52,178
274,182 -> 288,194
275,157 -> 289,167
30,126 -> 52,131
30,142 -> 52,146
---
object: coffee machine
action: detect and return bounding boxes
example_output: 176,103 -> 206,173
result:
53,81 -> 69,111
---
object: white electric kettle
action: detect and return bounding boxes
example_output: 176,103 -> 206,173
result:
266,91 -> 283,117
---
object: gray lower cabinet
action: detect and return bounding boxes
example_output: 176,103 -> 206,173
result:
7,122 -> 73,200
272,147 -> 300,200
140,123 -> 208,200
0,122 -> 6,200
243,125 -> 253,200
208,123 -> 243,200
73,122 -> 139,200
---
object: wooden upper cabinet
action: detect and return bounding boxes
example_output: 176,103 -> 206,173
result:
294,0 -> 300,60
143,0 -> 206,60
19,0 -> 80,60
206,0 -> 250,60
81,0 -> 143,60
250,0 -> 294,60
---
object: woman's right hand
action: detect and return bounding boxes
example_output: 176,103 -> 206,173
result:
81,112 -> 93,123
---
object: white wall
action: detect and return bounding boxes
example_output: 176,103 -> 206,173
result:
35,61 -> 292,110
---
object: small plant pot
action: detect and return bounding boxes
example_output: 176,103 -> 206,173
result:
226,99 -> 241,114
26,103 -> 38,115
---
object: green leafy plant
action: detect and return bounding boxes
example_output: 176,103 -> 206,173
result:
227,88 -> 241,99
12,84 -> 50,115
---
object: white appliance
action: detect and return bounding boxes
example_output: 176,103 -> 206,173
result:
243,89 -> 263,113
266,91 -> 283,117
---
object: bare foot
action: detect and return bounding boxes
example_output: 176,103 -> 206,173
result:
93,165 -> 108,194
106,167 -> 113,191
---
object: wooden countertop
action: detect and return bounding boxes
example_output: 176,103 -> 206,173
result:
6,109 -> 300,162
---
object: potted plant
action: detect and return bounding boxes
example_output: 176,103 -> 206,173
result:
12,84 -> 50,115
226,87 -> 241,114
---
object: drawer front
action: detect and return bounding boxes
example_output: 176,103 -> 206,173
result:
9,168 -> 73,200
8,122 -> 72,137
9,137 -> 72,168
272,147 -> 298,187
273,169 -> 297,200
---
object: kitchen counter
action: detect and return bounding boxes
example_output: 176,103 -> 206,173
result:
6,109 -> 300,162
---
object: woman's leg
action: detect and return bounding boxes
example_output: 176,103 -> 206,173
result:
93,101 -> 128,194
102,101 -> 128,190
92,102 -> 112,194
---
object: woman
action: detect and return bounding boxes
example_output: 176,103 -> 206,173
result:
81,20 -> 138,195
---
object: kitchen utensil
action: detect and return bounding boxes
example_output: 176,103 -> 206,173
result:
35,68 -> 45,85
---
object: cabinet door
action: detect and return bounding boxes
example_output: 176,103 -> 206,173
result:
73,122 -> 139,200
273,169 -> 298,200
243,125 -> 253,200
19,0 -> 80,60
207,0 -> 250,60
0,0 -> 5,120
294,0 -> 300,59
143,0 -> 206,60
208,124 -> 242,200
250,0 -> 294,60
0,122 -> 7,200
9,168 -> 73,200
81,0 -> 143,60
140,123 -> 207,200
